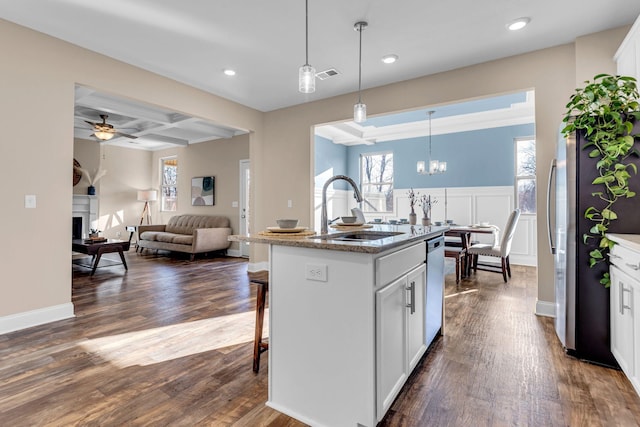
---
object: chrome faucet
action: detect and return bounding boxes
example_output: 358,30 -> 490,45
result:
321,175 -> 364,235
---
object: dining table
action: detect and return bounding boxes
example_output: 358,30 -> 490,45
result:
444,225 -> 498,280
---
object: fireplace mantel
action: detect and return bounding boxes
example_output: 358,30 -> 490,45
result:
72,195 -> 98,238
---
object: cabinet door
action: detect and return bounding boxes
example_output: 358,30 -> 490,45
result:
376,275 -> 408,419
407,264 -> 427,371
611,265 -> 635,377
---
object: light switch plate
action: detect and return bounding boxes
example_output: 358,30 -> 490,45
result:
24,194 -> 36,208
232,201 -> 239,208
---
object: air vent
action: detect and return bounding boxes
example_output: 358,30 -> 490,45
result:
316,68 -> 340,80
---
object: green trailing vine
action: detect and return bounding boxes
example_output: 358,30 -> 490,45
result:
562,74 -> 640,287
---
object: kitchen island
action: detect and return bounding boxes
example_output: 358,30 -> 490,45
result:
229,225 -> 447,427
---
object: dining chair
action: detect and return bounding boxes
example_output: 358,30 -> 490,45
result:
444,231 -> 470,284
467,209 -> 521,282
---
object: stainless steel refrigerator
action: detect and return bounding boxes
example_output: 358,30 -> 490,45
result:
549,126 -> 640,367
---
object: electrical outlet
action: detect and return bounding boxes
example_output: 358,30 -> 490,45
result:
305,264 -> 327,282
116,231 -> 122,238
288,199 -> 292,208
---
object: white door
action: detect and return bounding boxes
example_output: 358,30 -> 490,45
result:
239,159 -> 250,258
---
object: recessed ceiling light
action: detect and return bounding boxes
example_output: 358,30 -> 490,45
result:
381,54 -> 398,64
507,17 -> 530,31
223,69 -> 236,76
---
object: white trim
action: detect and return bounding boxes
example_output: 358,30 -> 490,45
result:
0,303 -> 75,335
226,249 -> 242,257
316,91 -> 535,146
248,261 -> 269,272
535,300 -> 555,318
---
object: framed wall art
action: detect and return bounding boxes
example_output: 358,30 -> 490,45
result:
191,176 -> 215,206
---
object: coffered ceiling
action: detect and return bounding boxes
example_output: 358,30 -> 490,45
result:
74,86 -> 248,150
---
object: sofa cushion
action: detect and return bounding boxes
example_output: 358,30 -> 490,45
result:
165,215 -> 230,235
140,231 -> 194,245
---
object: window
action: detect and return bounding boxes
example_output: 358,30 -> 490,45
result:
161,157 -> 178,212
360,152 -> 394,213
515,138 -> 536,214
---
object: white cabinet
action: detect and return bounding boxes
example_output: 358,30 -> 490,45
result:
407,264 -> 428,371
376,274 -> 408,417
610,265 -> 636,376
616,15 -> 640,81
376,263 -> 427,419
608,233 -> 640,397
268,237 -> 440,427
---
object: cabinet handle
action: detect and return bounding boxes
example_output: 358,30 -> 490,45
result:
624,262 -> 640,271
406,281 -> 415,315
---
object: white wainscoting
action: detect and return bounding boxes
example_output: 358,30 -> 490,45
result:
313,188 -> 351,230
313,186 -> 537,266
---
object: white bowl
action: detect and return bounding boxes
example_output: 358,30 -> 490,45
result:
276,219 -> 299,229
480,221 -> 490,227
341,216 -> 358,223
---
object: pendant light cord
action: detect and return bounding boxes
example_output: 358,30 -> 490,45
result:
428,111 -> 433,163
357,22 -> 363,103
305,0 -> 309,66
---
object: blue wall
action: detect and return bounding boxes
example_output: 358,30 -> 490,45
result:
315,135 -> 349,189
345,124 -> 534,188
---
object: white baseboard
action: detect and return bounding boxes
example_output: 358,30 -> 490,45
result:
0,303 -> 75,335
248,261 -> 269,272
226,249 -> 242,257
535,300 -> 555,318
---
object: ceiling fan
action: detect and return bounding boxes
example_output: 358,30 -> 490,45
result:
85,114 -> 138,141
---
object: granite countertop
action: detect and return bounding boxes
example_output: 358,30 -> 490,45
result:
228,224 -> 449,254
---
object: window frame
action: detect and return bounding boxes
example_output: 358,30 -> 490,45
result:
514,137 -> 536,214
359,150 -> 394,214
160,156 -> 178,212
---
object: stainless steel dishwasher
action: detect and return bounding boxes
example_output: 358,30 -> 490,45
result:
425,235 -> 445,345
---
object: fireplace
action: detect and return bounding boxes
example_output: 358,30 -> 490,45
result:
72,217 -> 83,240
72,195 -> 98,239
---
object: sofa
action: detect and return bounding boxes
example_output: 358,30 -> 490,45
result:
137,214 -> 232,260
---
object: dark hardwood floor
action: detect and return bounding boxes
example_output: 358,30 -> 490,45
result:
0,250 -> 639,426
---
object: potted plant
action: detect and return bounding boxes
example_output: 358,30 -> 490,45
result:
89,228 -> 101,238
562,73 -> 640,287
76,165 -> 107,195
407,188 -> 418,225
420,194 -> 437,226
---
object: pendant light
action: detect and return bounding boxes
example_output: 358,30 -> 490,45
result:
417,111 -> 447,175
298,0 -> 315,93
353,21 -> 368,123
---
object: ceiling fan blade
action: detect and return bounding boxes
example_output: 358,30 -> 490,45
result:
84,120 -> 98,127
115,132 -> 138,139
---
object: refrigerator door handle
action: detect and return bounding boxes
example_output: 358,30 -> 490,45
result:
547,159 -> 557,254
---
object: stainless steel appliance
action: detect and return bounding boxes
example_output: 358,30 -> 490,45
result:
548,127 -> 640,366
426,235 -> 445,345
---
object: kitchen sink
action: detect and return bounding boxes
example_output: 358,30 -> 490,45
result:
309,231 -> 404,242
